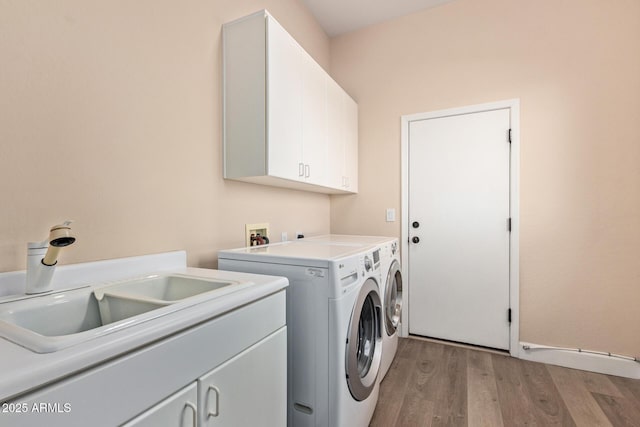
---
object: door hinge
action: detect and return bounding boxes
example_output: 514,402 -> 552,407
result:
508,128 -> 512,143
508,308 -> 512,323
507,217 -> 512,232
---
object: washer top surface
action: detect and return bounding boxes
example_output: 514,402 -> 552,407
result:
219,241 -> 374,262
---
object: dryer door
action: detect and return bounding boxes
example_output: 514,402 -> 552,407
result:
346,278 -> 382,401
384,260 -> 403,336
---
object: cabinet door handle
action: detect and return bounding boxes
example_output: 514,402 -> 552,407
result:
181,402 -> 197,427
298,163 -> 304,177
207,385 -> 220,418
305,164 -> 310,178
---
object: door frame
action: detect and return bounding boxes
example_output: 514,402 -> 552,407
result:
400,99 -> 520,357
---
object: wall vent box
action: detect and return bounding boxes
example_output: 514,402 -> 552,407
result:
245,223 -> 270,247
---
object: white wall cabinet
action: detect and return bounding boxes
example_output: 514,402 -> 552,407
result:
223,10 -> 357,194
327,79 -> 358,192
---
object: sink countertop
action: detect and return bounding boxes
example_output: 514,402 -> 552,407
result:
0,267 -> 288,401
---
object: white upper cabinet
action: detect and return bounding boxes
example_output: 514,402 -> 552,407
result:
266,16 -> 303,182
300,51 -> 328,185
344,95 -> 358,192
223,10 -> 357,194
327,79 -> 358,192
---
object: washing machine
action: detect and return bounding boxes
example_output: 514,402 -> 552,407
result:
302,235 -> 403,380
218,241 -> 383,427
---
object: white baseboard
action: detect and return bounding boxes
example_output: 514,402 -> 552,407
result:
520,341 -> 640,379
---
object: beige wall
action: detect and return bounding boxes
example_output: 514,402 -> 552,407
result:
329,0 -> 640,356
0,0 -> 330,271
2,0 -> 638,358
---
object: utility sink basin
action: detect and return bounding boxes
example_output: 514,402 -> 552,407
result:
0,274 -> 246,353
94,275 -> 236,303
0,287 -> 162,353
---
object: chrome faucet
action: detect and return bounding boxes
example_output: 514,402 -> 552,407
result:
25,221 -> 77,294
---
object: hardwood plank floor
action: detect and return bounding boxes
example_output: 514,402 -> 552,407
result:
370,338 -> 640,427
467,351 -> 504,426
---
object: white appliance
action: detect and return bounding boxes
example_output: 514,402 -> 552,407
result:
218,241 -> 383,427
302,235 -> 403,380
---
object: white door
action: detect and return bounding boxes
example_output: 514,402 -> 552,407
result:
408,108 -> 511,350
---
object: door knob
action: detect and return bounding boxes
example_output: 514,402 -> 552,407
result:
412,236 -> 420,244
412,221 -> 420,229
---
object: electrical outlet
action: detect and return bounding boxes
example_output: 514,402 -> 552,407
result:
281,232 -> 288,242
245,223 -> 270,247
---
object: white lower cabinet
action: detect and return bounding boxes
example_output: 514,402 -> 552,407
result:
4,291 -> 287,427
197,328 -> 287,426
124,328 -> 287,427
123,384 -> 197,427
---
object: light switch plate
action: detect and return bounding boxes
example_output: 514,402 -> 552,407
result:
386,208 -> 396,222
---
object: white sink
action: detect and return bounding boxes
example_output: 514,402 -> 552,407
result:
0,274 -> 247,353
0,287 -> 164,353
94,274 -> 237,303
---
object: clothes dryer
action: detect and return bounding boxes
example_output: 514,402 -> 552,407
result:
378,239 -> 402,379
218,241 -> 383,427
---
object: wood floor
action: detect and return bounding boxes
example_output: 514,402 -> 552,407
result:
370,338 -> 640,426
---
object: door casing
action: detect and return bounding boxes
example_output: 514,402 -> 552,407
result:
400,99 -> 520,357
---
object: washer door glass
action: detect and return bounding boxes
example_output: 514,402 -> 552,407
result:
346,278 -> 382,401
357,294 -> 377,377
384,260 -> 403,336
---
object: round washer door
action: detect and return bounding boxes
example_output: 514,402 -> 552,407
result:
346,278 -> 382,401
384,260 -> 403,336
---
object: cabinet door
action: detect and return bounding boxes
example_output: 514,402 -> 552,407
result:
198,328 -> 287,427
123,384 -> 197,427
326,80 -> 358,192
344,95 -> 358,192
267,17 -> 303,181
326,79 -> 346,189
301,52 -> 328,185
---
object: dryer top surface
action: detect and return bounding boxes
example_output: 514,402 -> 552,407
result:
303,234 -> 396,246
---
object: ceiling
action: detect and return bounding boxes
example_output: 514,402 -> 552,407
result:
300,0 -> 458,37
